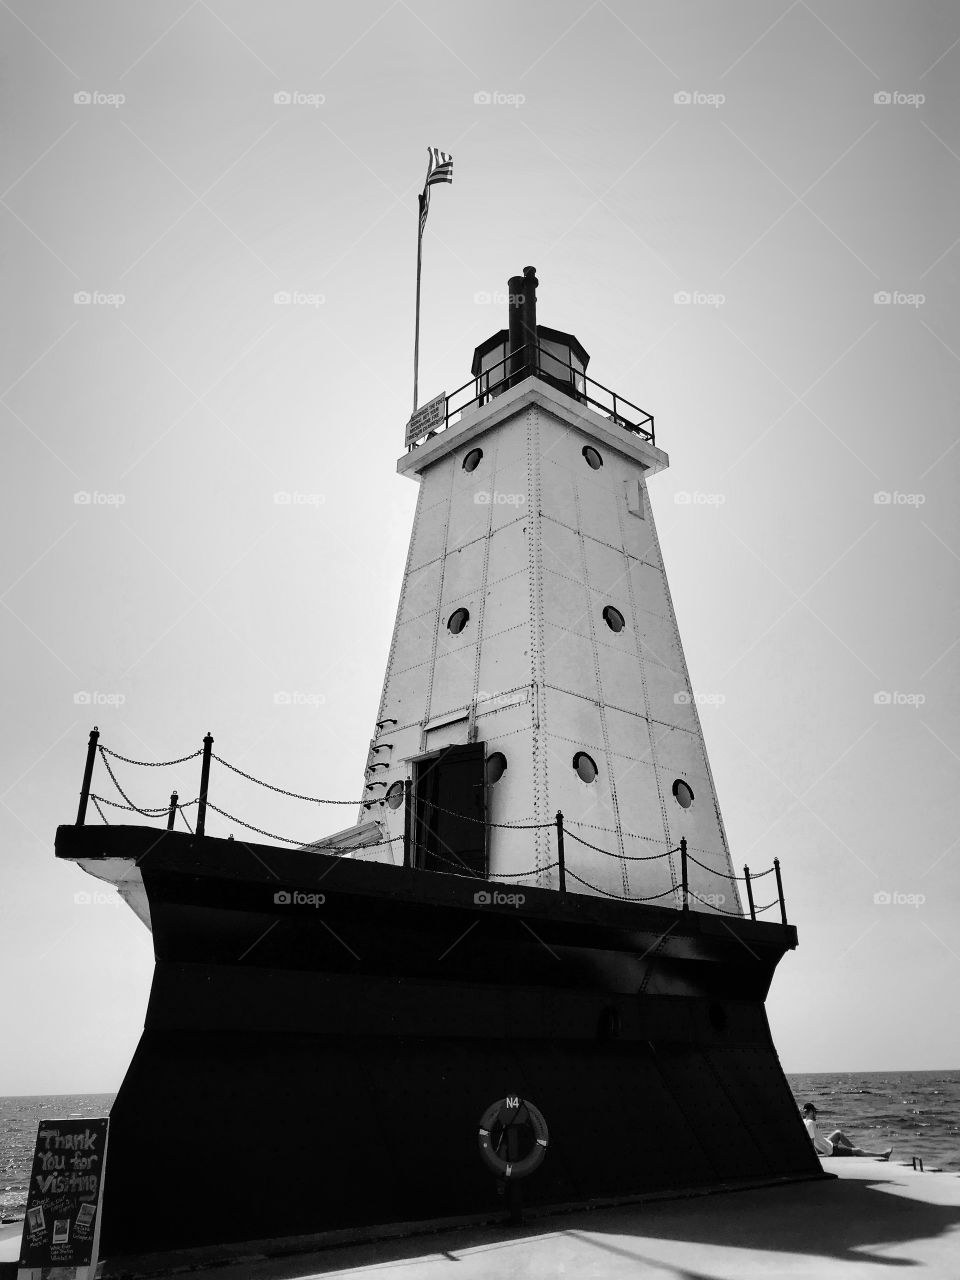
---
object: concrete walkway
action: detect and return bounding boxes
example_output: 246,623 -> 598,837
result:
2,1160 -> 959,1278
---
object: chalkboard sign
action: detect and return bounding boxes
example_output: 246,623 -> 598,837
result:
18,1118 -> 108,1274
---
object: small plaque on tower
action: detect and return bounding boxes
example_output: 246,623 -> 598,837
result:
405,391 -> 446,446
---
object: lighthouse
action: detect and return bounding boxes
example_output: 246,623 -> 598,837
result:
57,263 -> 821,1262
358,267 -> 740,915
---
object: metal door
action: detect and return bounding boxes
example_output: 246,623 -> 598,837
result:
413,743 -> 486,877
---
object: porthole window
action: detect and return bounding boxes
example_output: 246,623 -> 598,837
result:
672,778 -> 694,809
385,781 -> 404,809
602,605 -> 625,633
486,752 -> 507,785
447,607 -> 470,635
582,446 -> 603,470
462,448 -> 483,473
573,751 -> 598,784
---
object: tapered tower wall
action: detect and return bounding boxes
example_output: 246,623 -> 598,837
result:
362,379 -> 740,914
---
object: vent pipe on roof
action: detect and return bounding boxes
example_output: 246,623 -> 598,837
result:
507,265 -> 538,385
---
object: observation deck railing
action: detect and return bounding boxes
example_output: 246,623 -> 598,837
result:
71,727 -> 787,922
408,343 -> 655,450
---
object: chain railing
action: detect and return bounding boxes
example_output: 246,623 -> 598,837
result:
73,727 -> 788,922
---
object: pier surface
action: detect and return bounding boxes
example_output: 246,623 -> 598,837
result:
2,1159 -> 959,1278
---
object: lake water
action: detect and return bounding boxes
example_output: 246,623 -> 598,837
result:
2,1071 -> 957,1220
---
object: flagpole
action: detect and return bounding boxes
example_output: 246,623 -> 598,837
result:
413,192 -> 424,414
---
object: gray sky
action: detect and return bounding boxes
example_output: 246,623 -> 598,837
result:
2,0 -> 958,1092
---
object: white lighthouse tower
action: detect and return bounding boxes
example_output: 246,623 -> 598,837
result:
349,267 -> 739,915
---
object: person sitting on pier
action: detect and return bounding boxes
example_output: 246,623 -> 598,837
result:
801,1103 -> 892,1160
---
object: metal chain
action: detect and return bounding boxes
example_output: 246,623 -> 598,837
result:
564,868 -> 682,902
566,829 -> 678,861
686,851 -> 775,881
91,792 -> 198,815
489,862 -> 560,880
97,751 -> 174,816
100,745 -> 204,768
90,795 -> 109,825
211,754 -> 364,804
204,801 -> 401,851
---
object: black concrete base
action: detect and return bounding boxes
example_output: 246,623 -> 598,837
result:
54,826 -> 821,1259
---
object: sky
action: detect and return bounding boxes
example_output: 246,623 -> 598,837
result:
1,0 -> 958,1093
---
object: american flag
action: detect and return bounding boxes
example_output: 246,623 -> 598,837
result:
419,147 -> 453,239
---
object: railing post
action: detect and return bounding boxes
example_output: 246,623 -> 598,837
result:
166,791 -> 178,831
744,865 -> 756,921
196,732 -> 213,837
403,777 -> 413,869
555,811 -> 566,899
680,837 -> 689,912
76,726 -> 100,826
773,857 -> 787,925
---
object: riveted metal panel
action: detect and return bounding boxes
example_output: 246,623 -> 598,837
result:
643,660 -> 701,730
445,494 -> 489,552
633,607 -> 680,670
408,499 -> 449,570
623,501 -> 663,564
608,755 -> 665,844
541,568 -> 591,637
390,612 -> 437,675
539,516 -> 582,579
476,623 -> 529,696
595,636 -> 645,712
542,623 -> 600,700
397,560 -> 442,622
628,559 -> 671,616
439,541 -> 487,608
542,686 -> 606,754
654,723 -> 709,777
431,644 -> 478,718
486,522 -> 529,586
483,570 -> 533,638
384,662 -> 432,723
539,458 -> 578,526
579,476 -> 624,550
490,405 -> 531,474
582,536 -> 630,598
604,706 -> 655,762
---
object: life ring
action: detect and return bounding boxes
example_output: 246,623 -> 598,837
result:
477,1097 -> 549,1180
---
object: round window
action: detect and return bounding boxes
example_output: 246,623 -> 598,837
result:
573,751 -> 598,784
582,446 -> 603,470
486,752 -> 507,785
447,607 -> 470,635
385,781 -> 404,809
672,778 -> 694,809
602,605 -> 625,633
463,448 -> 483,473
